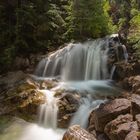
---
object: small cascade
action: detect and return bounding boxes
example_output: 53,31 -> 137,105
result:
70,96 -> 105,128
20,90 -> 64,140
38,90 -> 58,129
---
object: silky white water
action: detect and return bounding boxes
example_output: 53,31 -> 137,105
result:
38,90 -> 58,129
20,90 -> 65,140
70,97 -> 106,128
35,39 -> 110,80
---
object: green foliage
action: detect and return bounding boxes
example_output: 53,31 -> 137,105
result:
127,0 -> 140,55
103,0 -> 118,33
65,0 -> 115,39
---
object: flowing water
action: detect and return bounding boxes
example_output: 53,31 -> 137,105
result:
35,38 -> 110,80
38,90 -> 58,129
19,90 -> 65,140
0,34 -> 128,140
70,97 -> 106,128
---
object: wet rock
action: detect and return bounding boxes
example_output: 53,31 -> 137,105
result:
62,125 -> 97,140
93,99 -> 131,132
57,93 -> 80,128
125,131 -> 139,140
0,71 -> 45,119
131,94 -> 140,116
105,114 -> 138,140
1,88 -> 45,116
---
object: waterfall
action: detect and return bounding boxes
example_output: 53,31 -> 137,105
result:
34,34 -> 125,130
35,35 -> 128,81
35,38 -> 111,80
38,90 -> 58,129
18,34 -> 126,140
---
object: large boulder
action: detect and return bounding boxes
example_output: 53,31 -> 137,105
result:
0,88 -> 45,116
0,71 -> 45,119
62,125 -> 97,140
105,114 -> 138,140
92,99 -> 131,132
57,93 -> 80,128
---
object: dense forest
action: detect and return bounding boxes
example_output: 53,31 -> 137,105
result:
0,0 -> 140,73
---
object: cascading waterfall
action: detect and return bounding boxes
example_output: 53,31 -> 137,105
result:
20,90 -> 65,140
38,90 -> 58,129
35,38 -> 111,80
19,34 -> 128,140
36,34 -> 128,81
